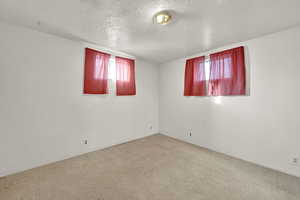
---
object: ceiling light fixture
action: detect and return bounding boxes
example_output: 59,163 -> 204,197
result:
153,11 -> 172,25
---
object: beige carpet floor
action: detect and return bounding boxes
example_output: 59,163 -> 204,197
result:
1,134 -> 300,200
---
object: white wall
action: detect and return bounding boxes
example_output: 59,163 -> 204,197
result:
0,21 -> 159,177
159,26 -> 300,177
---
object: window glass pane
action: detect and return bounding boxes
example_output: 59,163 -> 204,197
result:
108,56 -> 116,81
224,56 -> 232,79
205,59 -> 210,80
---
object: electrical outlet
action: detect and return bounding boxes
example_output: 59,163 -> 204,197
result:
149,125 -> 153,130
188,130 -> 192,137
84,140 -> 88,145
291,157 -> 300,166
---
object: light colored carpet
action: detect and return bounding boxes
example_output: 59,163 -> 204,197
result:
1,134 -> 300,200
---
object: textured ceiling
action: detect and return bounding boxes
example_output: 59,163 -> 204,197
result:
0,0 -> 300,63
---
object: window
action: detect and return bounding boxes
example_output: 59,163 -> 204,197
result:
83,48 -> 110,94
108,56 -> 116,81
204,56 -> 233,81
83,48 -> 136,96
208,46 -> 246,96
204,57 -> 210,81
204,58 -> 223,104
184,46 -> 246,97
184,56 -> 206,96
115,56 -> 136,96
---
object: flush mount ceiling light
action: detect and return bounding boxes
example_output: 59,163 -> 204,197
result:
153,11 -> 172,25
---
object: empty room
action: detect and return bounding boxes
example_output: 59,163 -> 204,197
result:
1,0 -> 300,199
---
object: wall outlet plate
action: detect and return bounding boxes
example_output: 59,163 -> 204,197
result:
291,157 -> 300,166
149,125 -> 153,130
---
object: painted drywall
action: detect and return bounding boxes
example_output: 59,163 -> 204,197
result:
159,26 -> 300,177
0,21 -> 159,177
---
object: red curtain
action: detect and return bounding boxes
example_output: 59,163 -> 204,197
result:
208,46 -> 246,96
116,56 -> 136,96
184,56 -> 207,96
83,48 -> 111,94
